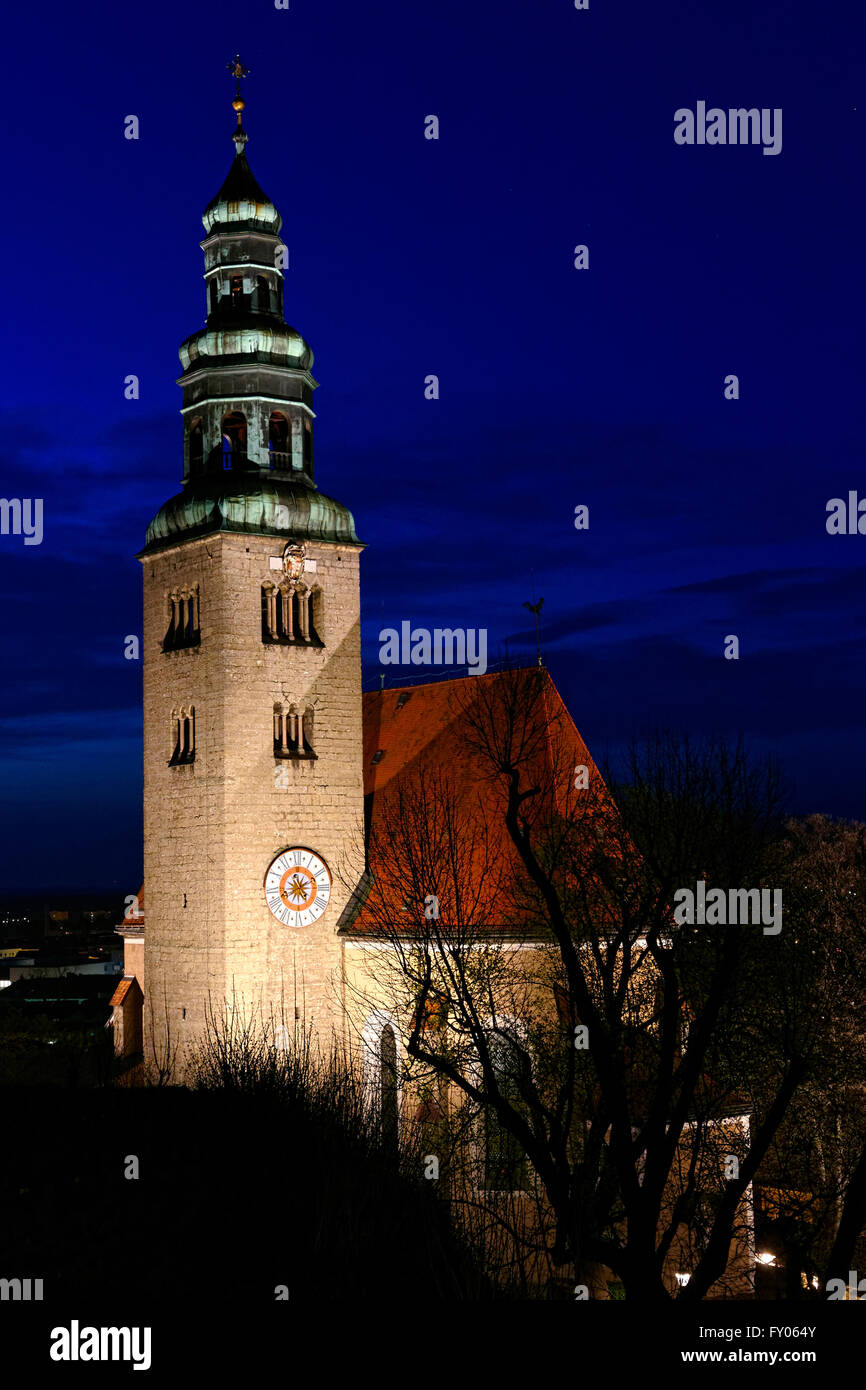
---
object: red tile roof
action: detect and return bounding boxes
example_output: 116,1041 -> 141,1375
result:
352,667 -> 614,936
109,976 -> 142,1007
364,668 -> 599,794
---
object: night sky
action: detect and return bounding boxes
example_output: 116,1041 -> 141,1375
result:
0,0 -> 863,892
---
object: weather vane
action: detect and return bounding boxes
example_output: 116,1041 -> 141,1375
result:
226,55 -> 251,147
523,594 -> 545,667
227,54 -> 250,99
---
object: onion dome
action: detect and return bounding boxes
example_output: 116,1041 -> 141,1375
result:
178,320 -> 313,373
202,56 -> 281,235
142,474 -> 361,554
202,151 -> 281,236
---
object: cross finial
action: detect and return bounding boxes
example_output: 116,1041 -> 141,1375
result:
226,54 -> 250,149
227,54 -> 250,99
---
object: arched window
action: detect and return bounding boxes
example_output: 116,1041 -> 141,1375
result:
308,587 -> 323,644
273,703 -> 316,760
289,588 -> 303,640
268,411 -> 290,470
221,411 -> 247,468
208,280 -> 219,314
303,418 -> 313,472
380,1024 -> 398,1151
256,275 -> 271,313
163,588 -> 200,652
182,707 -> 194,758
230,274 -> 243,306
169,705 -> 196,766
301,706 -> 315,757
188,418 -> 203,476
261,583 -> 321,646
290,416 -> 303,471
483,1025 -> 530,1193
362,1013 -> 402,1150
273,587 -> 292,640
261,583 -> 276,642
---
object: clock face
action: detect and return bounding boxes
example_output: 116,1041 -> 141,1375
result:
264,848 -> 332,927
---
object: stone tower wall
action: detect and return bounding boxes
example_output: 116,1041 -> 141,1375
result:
142,530 -> 364,1077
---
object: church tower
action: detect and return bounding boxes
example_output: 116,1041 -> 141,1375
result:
139,59 -> 364,1074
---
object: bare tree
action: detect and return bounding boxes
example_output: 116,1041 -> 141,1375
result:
756,814 -> 866,1292
146,985 -> 179,1086
346,667 -> 856,1299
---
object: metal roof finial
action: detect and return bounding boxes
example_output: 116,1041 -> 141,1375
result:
523,587 -> 545,668
226,54 -> 250,151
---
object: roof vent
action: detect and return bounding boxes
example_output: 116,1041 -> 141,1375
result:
371,749 -> 385,766
396,692 -> 410,710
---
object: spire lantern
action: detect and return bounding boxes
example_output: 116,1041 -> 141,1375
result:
141,56 -> 365,556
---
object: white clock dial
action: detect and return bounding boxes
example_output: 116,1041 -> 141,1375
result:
264,847 -> 331,927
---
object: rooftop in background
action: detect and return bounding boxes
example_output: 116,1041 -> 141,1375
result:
350,667 -> 612,937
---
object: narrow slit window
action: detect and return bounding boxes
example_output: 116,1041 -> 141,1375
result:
484,1032 -> 529,1193
380,1024 -> 398,1152
169,706 -> 196,766
163,588 -> 200,652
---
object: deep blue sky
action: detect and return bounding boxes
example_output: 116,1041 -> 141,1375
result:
0,0 -> 863,892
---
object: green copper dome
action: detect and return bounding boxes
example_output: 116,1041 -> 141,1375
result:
142,474 -> 361,554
